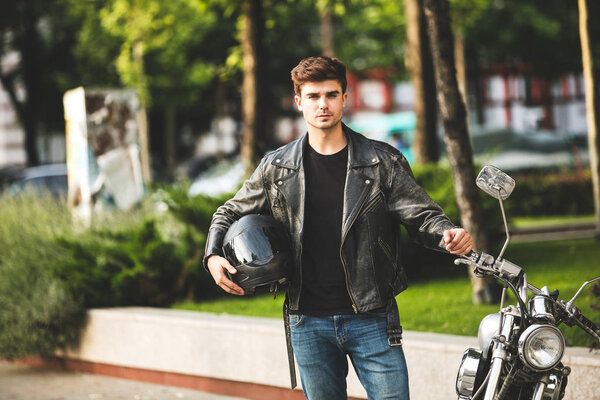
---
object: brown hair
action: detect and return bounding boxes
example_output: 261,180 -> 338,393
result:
290,56 -> 347,96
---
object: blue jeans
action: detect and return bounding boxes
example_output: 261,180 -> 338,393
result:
289,313 -> 410,400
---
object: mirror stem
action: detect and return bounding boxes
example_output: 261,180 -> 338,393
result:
497,189 -> 511,260
566,276 -> 600,309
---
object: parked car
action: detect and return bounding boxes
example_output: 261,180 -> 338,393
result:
9,163 -> 68,198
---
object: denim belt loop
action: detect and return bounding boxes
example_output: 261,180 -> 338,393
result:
386,297 -> 404,346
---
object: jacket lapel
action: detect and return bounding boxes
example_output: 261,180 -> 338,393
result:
270,135 -> 306,227
270,126 -> 380,238
341,126 -> 380,237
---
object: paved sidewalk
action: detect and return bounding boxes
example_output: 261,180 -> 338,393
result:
0,362 -> 248,400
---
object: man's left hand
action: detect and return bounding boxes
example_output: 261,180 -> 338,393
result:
443,228 -> 473,255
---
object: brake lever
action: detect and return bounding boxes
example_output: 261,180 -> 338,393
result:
454,251 -> 497,274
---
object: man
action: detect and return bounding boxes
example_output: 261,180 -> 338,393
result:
205,56 -> 473,400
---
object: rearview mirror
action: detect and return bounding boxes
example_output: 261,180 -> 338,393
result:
476,165 -> 515,200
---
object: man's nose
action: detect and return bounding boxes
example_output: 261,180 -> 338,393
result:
318,96 -> 328,109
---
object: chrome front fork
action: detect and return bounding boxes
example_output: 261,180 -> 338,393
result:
483,314 -> 515,400
531,377 -> 549,400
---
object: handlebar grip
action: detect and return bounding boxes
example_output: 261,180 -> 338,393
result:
574,309 -> 600,342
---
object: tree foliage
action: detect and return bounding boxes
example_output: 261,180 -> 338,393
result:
85,0 -> 223,107
464,0 -> 584,76
327,0 -> 409,77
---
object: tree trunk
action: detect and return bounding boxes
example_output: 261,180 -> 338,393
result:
164,105 -> 176,180
133,39 -> 152,183
137,108 -> 152,183
0,71 -> 37,165
454,30 -> 467,105
320,1 -> 334,57
423,0 -> 497,303
578,0 -> 600,239
1,7 -> 43,166
241,0 -> 268,175
404,0 -> 439,164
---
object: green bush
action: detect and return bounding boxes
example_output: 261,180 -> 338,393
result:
54,218 -> 186,307
505,171 -> 593,217
0,193 -> 84,359
412,163 -> 594,220
0,187 -> 218,359
154,183 -> 235,300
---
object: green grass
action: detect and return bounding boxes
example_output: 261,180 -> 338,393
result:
174,238 -> 600,347
511,214 -> 595,229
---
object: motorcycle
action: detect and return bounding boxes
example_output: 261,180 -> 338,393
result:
454,165 -> 600,400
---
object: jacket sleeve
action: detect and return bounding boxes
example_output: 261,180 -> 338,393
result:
203,157 -> 270,270
387,153 -> 456,250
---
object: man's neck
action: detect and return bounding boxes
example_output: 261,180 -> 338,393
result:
307,123 -> 347,155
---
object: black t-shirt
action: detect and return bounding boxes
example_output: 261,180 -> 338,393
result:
299,143 -> 354,315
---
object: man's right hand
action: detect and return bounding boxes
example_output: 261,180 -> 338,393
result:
207,255 -> 245,295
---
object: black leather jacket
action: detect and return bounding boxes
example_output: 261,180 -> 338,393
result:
204,125 -> 456,312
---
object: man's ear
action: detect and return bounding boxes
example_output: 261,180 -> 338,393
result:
294,95 -> 302,111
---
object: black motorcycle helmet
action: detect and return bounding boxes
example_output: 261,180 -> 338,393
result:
222,214 -> 293,295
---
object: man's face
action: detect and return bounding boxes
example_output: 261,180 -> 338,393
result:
295,80 -> 348,132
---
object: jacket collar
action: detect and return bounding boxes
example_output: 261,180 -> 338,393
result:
270,123 -> 380,169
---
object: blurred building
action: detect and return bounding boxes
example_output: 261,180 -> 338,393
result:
0,52 -> 27,167
272,67 -> 589,156
472,65 -> 587,135
0,51 -> 66,168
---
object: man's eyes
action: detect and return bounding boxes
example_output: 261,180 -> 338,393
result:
307,94 -> 338,99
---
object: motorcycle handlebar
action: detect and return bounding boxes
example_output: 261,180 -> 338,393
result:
454,251 -> 498,274
572,309 -> 600,342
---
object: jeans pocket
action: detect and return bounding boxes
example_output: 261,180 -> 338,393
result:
288,314 -> 305,328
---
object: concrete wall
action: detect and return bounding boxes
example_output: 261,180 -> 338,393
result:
58,307 -> 600,400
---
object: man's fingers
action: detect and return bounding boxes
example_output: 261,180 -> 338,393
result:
224,264 -> 238,274
218,279 -> 245,295
207,255 -> 245,295
214,273 -> 245,295
449,241 -> 473,255
443,230 -> 454,244
444,228 -> 473,255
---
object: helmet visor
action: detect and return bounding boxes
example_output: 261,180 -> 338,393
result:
224,226 -> 288,266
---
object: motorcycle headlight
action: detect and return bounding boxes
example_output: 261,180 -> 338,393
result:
518,324 -> 565,370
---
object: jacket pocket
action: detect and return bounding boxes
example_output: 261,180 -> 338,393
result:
378,237 -> 396,269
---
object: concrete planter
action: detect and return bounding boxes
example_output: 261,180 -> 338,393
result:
52,307 -> 600,400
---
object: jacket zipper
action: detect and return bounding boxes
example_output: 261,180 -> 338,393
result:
276,182 -> 304,311
357,191 -> 383,219
340,186 -> 372,314
378,237 -> 395,267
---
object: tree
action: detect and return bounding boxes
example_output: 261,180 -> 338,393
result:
422,0 -> 496,304
577,0 -> 600,239
0,0 -> 81,166
329,0 -> 407,75
240,0 -> 269,174
90,0 -> 223,180
316,0 -> 335,57
464,0 -> 582,78
448,0 -> 489,99
404,0 -> 439,164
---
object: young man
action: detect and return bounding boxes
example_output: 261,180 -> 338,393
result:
205,56 -> 473,400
